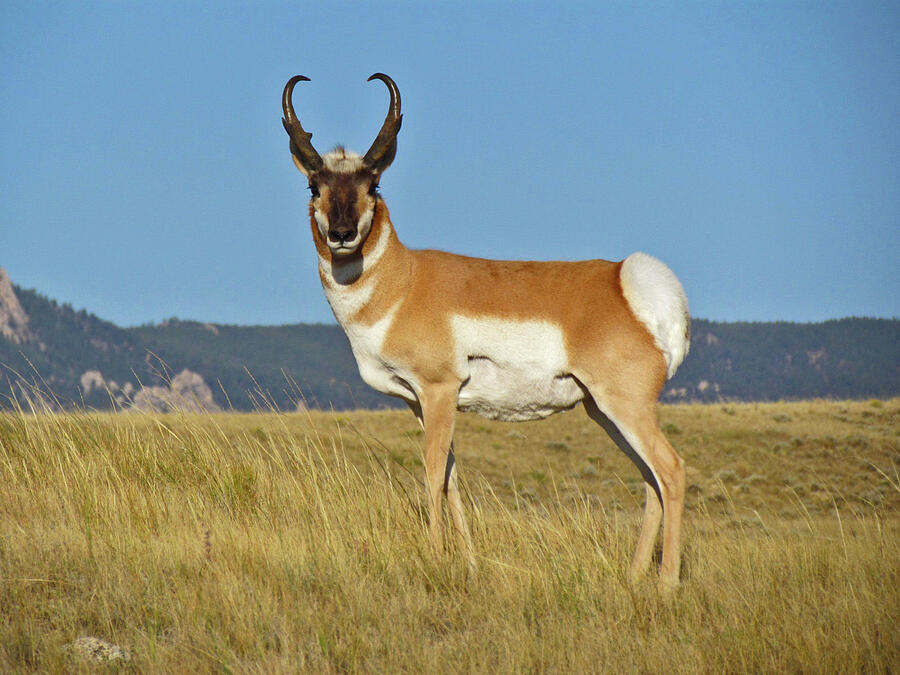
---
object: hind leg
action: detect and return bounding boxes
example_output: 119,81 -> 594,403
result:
583,391 -> 685,590
630,482 -> 663,582
647,424 -> 685,590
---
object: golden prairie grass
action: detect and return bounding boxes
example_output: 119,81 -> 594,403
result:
0,398 -> 897,672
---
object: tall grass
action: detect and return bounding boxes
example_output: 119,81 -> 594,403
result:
1,399 -> 898,672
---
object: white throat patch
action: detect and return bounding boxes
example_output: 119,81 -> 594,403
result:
318,218 -> 392,325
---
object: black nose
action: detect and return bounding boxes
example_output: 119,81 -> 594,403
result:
328,227 -> 355,244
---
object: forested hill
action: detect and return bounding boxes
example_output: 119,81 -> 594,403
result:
1,270 -> 897,411
671,318 -> 898,402
0,282 -> 387,411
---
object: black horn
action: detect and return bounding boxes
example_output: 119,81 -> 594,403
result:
282,75 -> 324,174
362,73 -> 402,174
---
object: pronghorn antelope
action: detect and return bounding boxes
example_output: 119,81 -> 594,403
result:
282,73 -> 690,589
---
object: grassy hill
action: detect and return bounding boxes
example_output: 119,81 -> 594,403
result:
1,399 -> 897,671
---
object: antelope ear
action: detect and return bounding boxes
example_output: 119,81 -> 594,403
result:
290,147 -> 312,176
367,135 -> 399,176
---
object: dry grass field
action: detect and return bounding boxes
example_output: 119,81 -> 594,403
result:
1,398 -> 898,672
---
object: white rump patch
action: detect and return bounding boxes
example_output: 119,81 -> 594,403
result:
452,316 -> 583,422
619,252 -> 690,379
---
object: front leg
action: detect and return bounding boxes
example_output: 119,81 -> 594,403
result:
408,396 -> 475,570
416,384 -> 464,556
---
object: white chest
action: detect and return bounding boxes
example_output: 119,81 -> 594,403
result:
336,301 -> 413,401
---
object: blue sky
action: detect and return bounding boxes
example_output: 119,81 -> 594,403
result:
2,2 -> 898,326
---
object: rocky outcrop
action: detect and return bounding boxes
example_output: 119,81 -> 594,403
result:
0,268 -> 35,344
79,368 -> 220,412
79,369 -> 135,404
79,370 -> 107,395
130,368 -> 221,413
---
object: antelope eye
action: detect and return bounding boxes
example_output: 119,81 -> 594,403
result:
368,182 -> 379,197
308,183 -> 320,198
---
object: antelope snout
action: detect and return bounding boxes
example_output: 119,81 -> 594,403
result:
328,226 -> 356,245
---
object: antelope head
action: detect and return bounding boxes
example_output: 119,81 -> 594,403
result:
282,73 -> 402,257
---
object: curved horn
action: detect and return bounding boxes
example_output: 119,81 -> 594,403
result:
282,75 -> 324,173
362,73 -> 403,173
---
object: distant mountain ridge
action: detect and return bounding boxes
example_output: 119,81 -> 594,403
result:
1,268 -> 897,410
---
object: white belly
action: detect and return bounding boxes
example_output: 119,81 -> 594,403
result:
458,357 -> 583,421
452,316 -> 583,422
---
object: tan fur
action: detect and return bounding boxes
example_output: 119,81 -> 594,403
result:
291,142 -> 686,589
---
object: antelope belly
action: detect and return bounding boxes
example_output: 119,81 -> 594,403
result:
451,316 -> 584,422
457,357 -> 583,421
